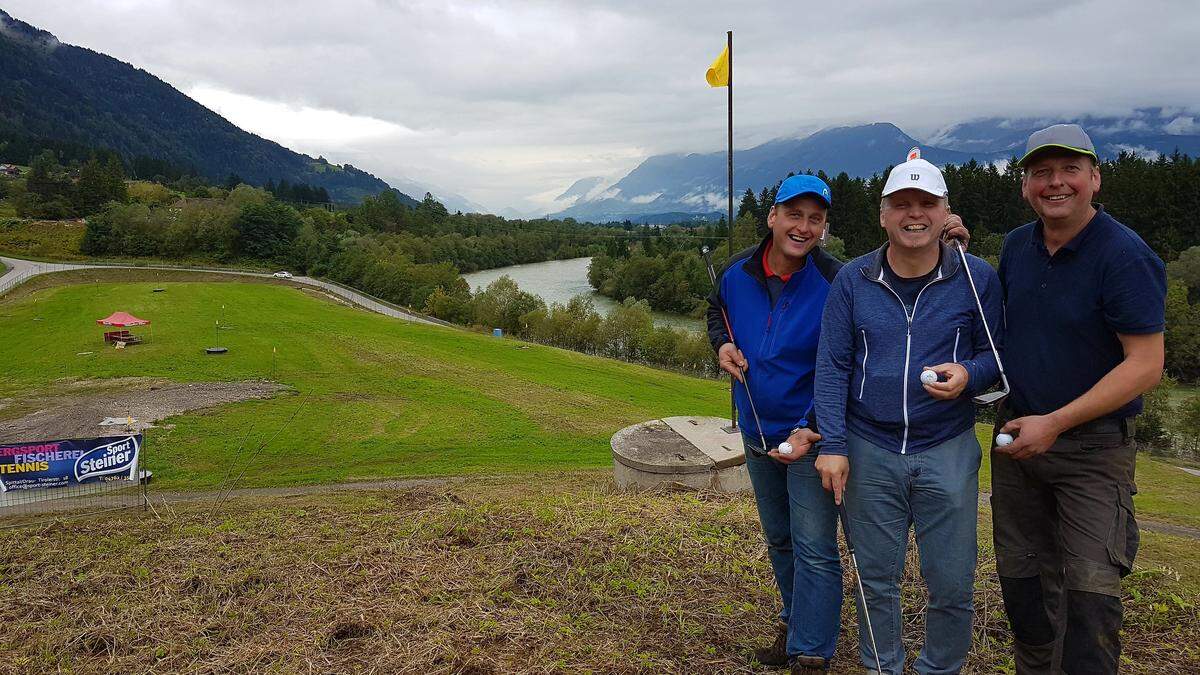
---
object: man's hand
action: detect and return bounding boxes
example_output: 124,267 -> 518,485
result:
718,342 -> 747,383
922,363 -> 969,400
995,414 -> 1066,460
941,212 -> 970,249
768,428 -> 822,464
814,454 -> 849,504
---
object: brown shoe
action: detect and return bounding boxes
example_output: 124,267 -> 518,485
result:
752,621 -> 789,667
789,654 -> 829,674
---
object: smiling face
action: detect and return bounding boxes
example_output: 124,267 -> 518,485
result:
1021,151 -> 1101,226
767,195 -> 828,260
879,188 -> 947,253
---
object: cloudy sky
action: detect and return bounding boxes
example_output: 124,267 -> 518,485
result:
6,0 -> 1200,213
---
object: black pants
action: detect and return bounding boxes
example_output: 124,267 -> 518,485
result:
990,417 -> 1138,675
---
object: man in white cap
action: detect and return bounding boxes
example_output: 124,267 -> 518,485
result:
814,153 -> 1002,674
991,124 -> 1166,674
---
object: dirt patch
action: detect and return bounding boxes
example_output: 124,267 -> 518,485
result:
0,378 -> 288,443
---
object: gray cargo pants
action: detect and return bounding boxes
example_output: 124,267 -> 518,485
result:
990,414 -> 1138,675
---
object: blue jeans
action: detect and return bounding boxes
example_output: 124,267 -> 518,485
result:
744,436 -> 842,660
845,427 -> 980,675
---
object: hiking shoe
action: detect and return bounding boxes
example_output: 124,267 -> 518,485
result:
789,654 -> 829,674
751,621 -> 789,667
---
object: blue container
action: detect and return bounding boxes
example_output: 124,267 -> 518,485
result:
492,328 -> 503,337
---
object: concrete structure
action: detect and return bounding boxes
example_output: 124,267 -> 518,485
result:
611,416 -> 750,493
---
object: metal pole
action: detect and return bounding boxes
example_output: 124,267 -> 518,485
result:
726,29 -> 737,430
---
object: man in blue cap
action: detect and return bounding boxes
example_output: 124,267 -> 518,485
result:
991,124 -> 1166,674
707,173 -> 969,673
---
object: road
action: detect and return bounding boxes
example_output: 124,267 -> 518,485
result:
0,254 -> 446,326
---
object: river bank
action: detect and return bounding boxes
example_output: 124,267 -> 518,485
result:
462,257 -> 704,332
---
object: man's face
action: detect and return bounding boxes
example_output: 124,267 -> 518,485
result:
879,189 -> 947,253
767,196 -> 828,259
1021,152 -> 1101,223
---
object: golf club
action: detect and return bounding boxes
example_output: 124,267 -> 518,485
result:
953,240 -> 1010,406
700,245 -> 769,455
838,501 -> 884,674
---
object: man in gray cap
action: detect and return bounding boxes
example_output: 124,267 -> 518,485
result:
991,124 -> 1166,674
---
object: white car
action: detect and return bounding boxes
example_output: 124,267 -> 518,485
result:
272,271 -> 293,278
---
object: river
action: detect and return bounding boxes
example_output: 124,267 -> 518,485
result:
461,257 -> 704,332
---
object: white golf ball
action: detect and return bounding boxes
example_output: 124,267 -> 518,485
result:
920,369 -> 938,385
995,433 -> 1014,447
777,442 -> 793,455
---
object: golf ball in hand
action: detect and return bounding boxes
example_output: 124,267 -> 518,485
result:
920,369 -> 938,385
995,433 -> 1014,447
777,442 -> 793,455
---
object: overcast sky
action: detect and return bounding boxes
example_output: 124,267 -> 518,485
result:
6,0 -> 1200,212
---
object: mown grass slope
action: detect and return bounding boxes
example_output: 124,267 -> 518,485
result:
0,278 -> 726,488
3,274 -> 1198,527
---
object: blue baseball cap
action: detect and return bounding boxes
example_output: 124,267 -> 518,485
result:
774,174 -> 832,207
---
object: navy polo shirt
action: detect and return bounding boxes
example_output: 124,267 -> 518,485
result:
999,206 -> 1166,420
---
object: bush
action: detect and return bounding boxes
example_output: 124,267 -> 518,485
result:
1137,375 -> 1175,454
470,276 -> 544,334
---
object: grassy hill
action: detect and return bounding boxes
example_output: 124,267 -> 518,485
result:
0,276 -> 727,488
2,275 -> 1199,672
2,273 -> 1199,527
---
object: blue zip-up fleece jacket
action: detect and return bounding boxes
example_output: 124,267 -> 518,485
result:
707,236 -> 843,445
815,242 -> 1003,456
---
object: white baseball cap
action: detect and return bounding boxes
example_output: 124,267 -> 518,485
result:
882,158 -> 948,198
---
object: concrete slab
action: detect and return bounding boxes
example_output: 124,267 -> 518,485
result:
611,418 -> 750,493
662,416 -> 745,469
611,420 -> 712,475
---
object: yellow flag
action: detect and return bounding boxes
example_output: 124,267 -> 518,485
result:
706,46 -> 729,87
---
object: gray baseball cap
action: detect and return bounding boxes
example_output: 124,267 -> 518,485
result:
1015,123 -> 1099,167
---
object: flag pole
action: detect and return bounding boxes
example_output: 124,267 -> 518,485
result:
726,29 -> 737,430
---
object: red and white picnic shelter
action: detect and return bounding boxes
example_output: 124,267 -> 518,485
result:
97,312 -> 150,344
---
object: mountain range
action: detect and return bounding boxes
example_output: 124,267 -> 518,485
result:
550,111 -> 1200,223
0,9 -> 427,206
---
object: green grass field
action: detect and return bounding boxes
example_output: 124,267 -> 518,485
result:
2,274 -> 1197,526
0,278 -> 727,488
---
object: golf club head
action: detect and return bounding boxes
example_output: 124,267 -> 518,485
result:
972,390 -> 1009,406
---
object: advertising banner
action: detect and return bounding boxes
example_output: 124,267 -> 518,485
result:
0,435 -> 141,492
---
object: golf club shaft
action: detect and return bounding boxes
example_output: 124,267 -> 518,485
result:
838,502 -> 884,673
702,249 -> 768,453
954,241 -> 1010,395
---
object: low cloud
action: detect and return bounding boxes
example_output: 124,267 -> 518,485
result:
1109,144 -> 1161,159
188,85 -> 415,146
680,191 -> 724,208
1164,116 -> 1198,135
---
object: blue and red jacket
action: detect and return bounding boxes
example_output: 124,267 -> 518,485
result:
706,236 -> 843,445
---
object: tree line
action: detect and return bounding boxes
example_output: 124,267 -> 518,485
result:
588,153 -> 1200,384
